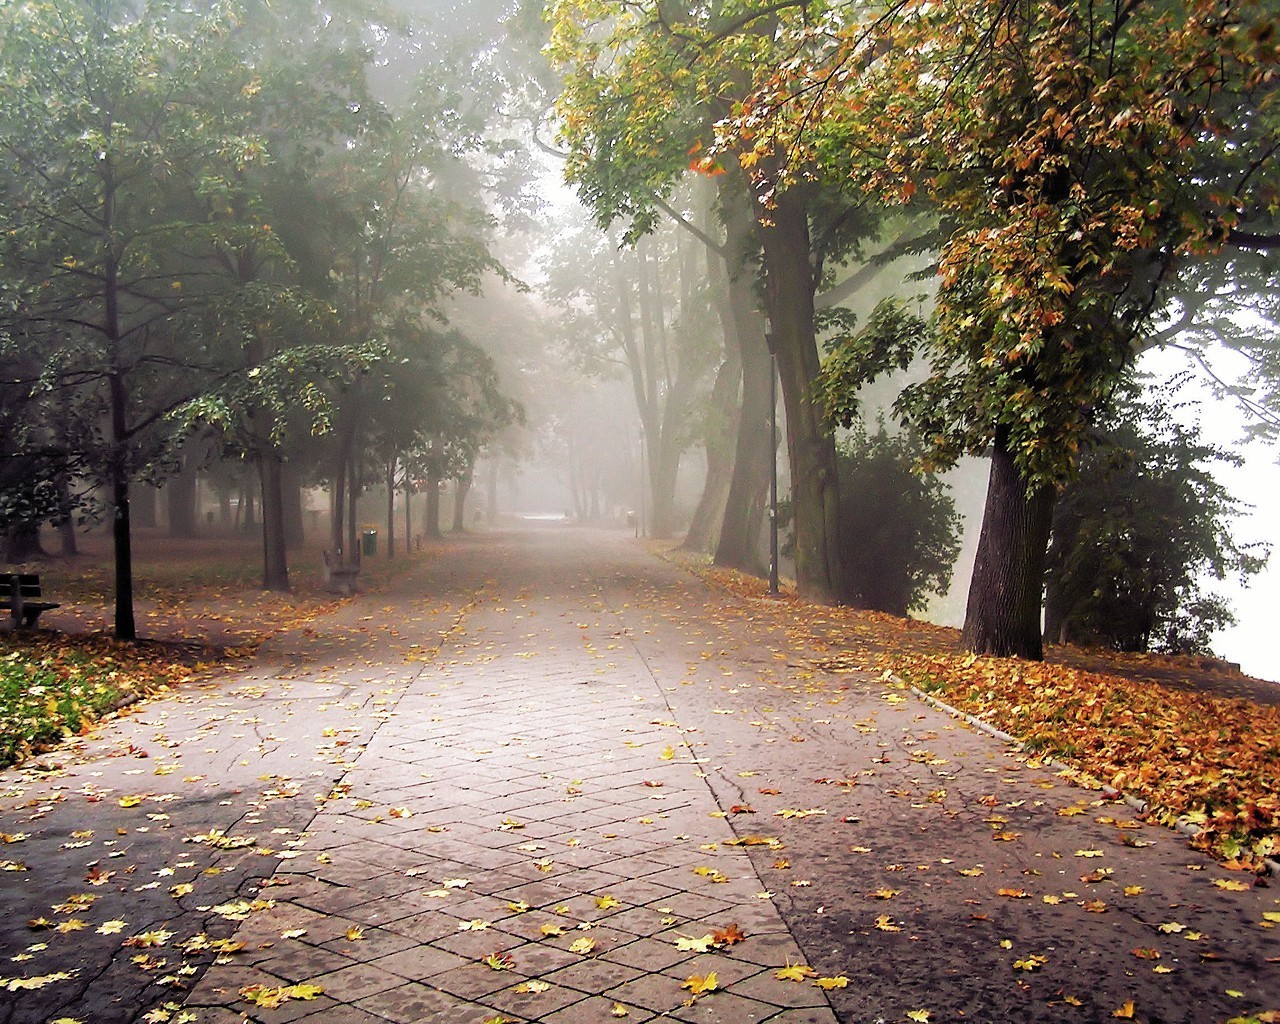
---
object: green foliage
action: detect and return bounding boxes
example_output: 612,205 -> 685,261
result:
815,299 -> 927,430
1044,377 -> 1268,654
835,423 -> 961,616
723,0 -> 1280,486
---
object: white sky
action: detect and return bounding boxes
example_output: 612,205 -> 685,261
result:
1139,346 -> 1280,681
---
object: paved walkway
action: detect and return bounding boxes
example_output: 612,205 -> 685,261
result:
1,528 -> 1277,1024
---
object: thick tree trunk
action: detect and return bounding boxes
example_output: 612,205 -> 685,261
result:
756,186 -> 848,603
962,425 -> 1057,659
258,450 -> 289,591
385,453 -> 397,559
3,524 -> 44,563
108,370 -> 136,641
452,463 -> 473,532
167,459 -> 198,538
682,351 -> 738,553
714,194 -> 772,573
346,450 -> 361,567
403,475 -> 412,553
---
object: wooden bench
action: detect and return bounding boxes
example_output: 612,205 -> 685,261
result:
321,550 -> 360,596
2,573 -> 61,628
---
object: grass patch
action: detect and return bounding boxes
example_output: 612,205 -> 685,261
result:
0,634 -> 204,767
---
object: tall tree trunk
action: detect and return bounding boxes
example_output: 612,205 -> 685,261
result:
962,425 -> 1057,659
756,185 -> 847,603
259,450 -> 289,591
452,463 -> 473,532
385,453 -> 397,559
485,459 -> 499,521
241,486 -> 256,531
167,458 -> 198,538
3,524 -> 44,563
681,353 -> 738,553
346,450 -> 361,567
108,368 -> 136,641
714,188 -> 772,573
682,199 -> 744,554
403,475 -> 413,553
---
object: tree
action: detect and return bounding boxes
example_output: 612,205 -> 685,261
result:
544,215 -> 719,538
547,0 -> 889,600
0,0 -> 278,639
1044,377 -> 1267,654
835,424 -> 962,618
725,0 -> 1280,656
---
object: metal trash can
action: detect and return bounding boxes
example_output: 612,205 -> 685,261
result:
361,529 -> 377,556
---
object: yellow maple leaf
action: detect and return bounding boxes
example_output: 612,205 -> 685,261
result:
1212,878 -> 1249,892
1112,1000 -> 1136,1019
776,963 -> 817,982
569,936 -> 596,954
596,895 -> 621,910
659,746 -> 676,760
681,971 -> 718,996
907,1011 -> 931,1023
611,1003 -> 629,1017
539,923 -> 565,937
815,976 -> 849,990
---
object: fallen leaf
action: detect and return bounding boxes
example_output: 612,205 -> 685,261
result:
1112,1001 -> 1136,1019
481,951 -> 515,971
681,971 -> 718,996
814,976 -> 849,990
776,963 -> 818,982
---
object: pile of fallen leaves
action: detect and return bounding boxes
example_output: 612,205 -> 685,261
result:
0,634 -> 207,768
897,651 -> 1279,867
679,553 -> 1279,868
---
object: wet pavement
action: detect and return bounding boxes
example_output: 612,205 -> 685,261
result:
1,528 -> 1277,1024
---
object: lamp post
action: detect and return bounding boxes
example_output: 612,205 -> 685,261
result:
765,330 -> 780,596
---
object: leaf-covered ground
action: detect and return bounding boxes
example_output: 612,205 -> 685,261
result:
687,557 -> 1280,870
0,529 -> 403,769
0,529 -> 1277,1024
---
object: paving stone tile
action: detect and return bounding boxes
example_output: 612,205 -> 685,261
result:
428,962 -> 532,1001
367,943 -> 471,981
480,977 -> 591,1017
305,961 -> 407,1001
539,952 -> 650,994
532,993 -> 658,1022
350,981 -> 458,1021
667,990 -> 797,1023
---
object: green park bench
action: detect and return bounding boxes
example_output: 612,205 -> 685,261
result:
2,573 -> 61,628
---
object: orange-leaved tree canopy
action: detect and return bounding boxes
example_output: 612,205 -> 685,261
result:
719,0 -> 1280,657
